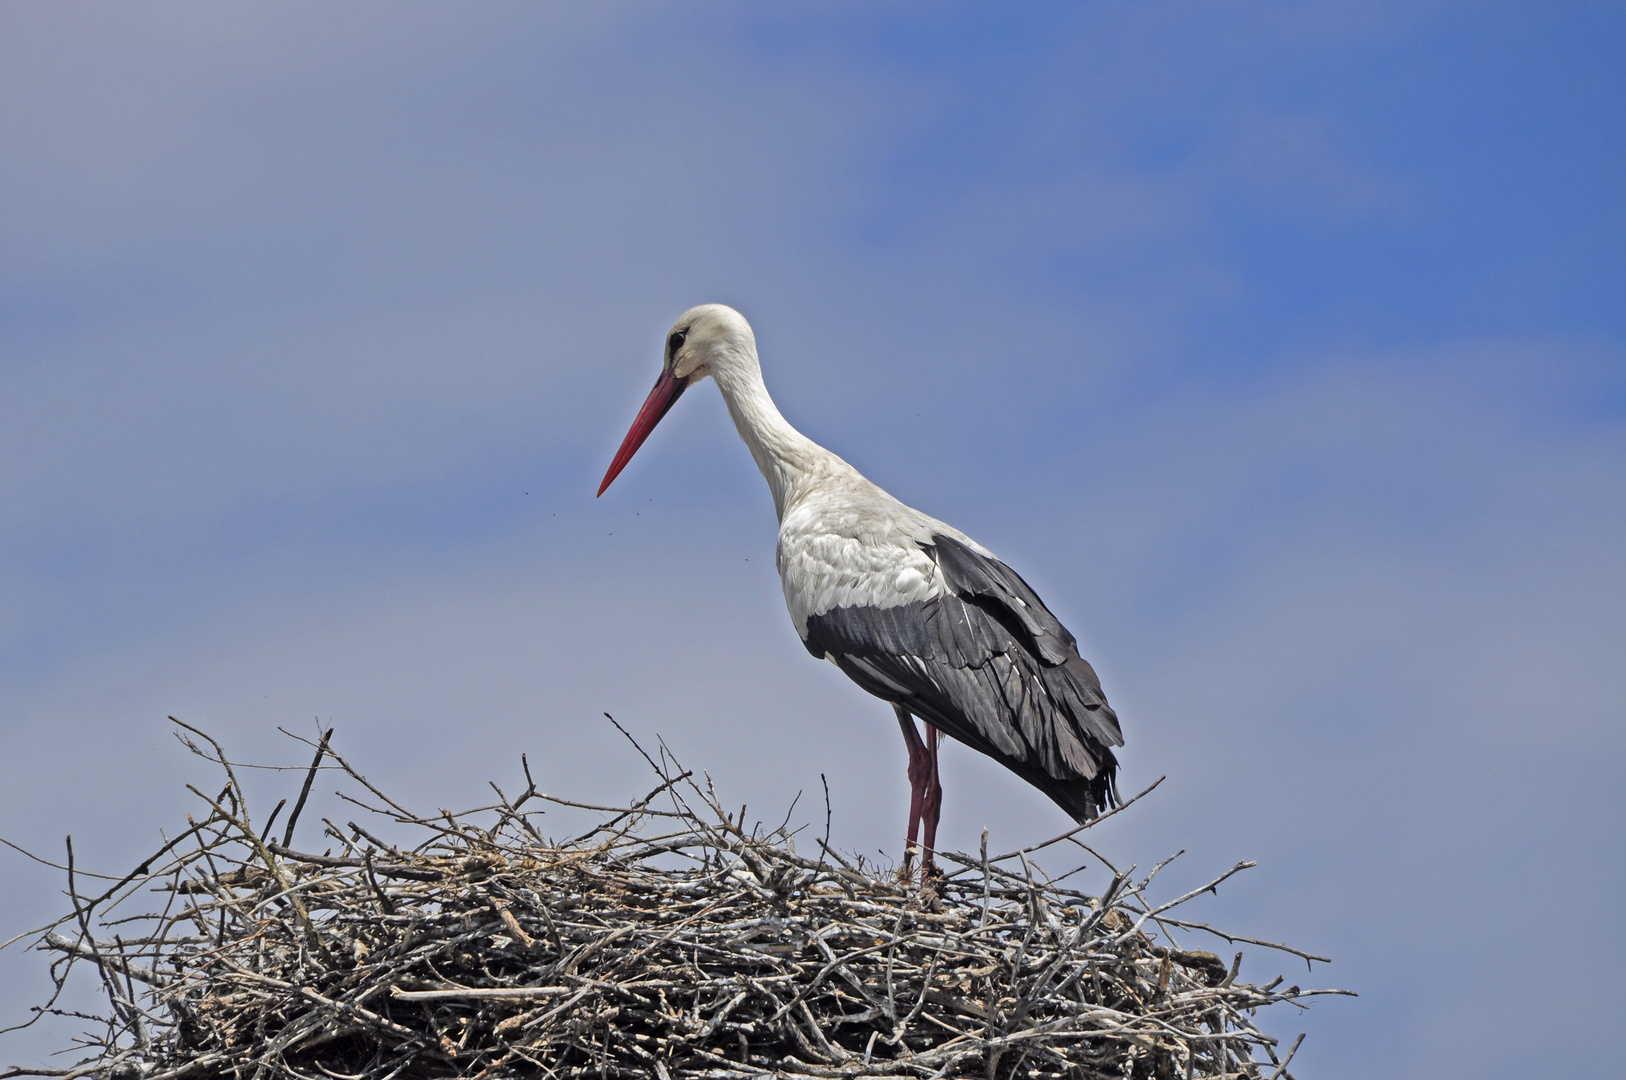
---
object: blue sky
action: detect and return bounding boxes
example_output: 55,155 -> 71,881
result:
2,3 -> 1623,1076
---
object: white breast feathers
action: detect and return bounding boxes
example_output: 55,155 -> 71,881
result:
775,483 -> 988,637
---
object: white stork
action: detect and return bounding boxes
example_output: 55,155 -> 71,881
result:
598,304 -> 1123,870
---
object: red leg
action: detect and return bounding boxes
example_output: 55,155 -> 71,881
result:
920,724 -> 943,870
894,705 -> 930,874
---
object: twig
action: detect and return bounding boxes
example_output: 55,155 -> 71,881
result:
282,727 -> 333,848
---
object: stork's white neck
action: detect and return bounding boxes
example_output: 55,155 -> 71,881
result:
709,347 -> 842,522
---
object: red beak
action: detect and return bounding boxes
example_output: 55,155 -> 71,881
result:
597,369 -> 688,496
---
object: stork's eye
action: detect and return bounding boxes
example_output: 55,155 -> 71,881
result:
668,330 -> 687,355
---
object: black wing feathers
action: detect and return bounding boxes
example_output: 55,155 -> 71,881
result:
931,534 -> 1076,663
803,534 -> 1123,822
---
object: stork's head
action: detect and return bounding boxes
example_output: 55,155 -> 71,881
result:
597,304 -> 756,496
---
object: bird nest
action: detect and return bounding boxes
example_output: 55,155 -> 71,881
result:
3,721 -> 1348,1080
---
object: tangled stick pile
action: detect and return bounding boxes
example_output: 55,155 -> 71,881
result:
4,722 -> 1348,1079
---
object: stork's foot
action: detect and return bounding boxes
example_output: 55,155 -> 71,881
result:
897,845 -> 941,886
897,851 -> 943,907
917,863 -> 943,909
